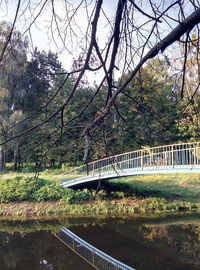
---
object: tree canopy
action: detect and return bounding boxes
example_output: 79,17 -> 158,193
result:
0,1 -> 200,168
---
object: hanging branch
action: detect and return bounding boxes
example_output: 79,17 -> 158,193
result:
0,0 -> 21,63
0,1 -> 200,161
85,7 -> 200,135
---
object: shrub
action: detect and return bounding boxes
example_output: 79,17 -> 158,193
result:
32,183 -> 64,201
0,177 -> 52,203
0,177 -> 35,203
0,177 -> 95,204
110,191 -> 126,199
61,188 -> 94,204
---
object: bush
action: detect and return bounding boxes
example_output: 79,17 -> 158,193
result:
0,177 -> 36,203
61,188 -> 94,204
32,183 -> 64,201
0,177 -> 52,203
110,191 -> 126,199
0,176 -> 132,204
0,177 -> 95,204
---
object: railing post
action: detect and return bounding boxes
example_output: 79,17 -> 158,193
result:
141,150 -> 143,170
193,144 -> 196,166
172,145 -> 174,168
86,163 -> 89,176
92,250 -> 95,266
92,162 -> 94,175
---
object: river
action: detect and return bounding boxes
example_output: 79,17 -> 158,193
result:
0,212 -> 199,270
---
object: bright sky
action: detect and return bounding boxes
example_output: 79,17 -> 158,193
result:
0,0 -> 197,84
0,0 -> 116,84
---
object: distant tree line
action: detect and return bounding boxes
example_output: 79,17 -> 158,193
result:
0,18 -> 199,171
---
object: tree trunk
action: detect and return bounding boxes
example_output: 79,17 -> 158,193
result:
18,151 -> 21,170
83,129 -> 90,164
13,144 -> 19,171
0,146 -> 5,171
58,144 -> 64,167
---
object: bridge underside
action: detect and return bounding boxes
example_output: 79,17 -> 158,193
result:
61,165 -> 200,188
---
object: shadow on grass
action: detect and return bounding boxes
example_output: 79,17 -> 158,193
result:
103,180 -> 200,203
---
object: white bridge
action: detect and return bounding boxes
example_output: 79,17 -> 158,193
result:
61,142 -> 200,188
54,227 -> 135,270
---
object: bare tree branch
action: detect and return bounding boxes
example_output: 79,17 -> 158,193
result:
85,7 -> 200,133
0,0 -> 21,62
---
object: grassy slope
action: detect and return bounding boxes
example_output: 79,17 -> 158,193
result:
109,173 -> 200,203
0,172 -> 200,218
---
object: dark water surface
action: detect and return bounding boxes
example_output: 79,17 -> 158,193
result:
0,213 -> 200,270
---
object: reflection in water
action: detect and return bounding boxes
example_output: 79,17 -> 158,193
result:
55,227 -> 134,270
0,231 -> 94,270
70,222 -> 200,270
0,213 -> 199,270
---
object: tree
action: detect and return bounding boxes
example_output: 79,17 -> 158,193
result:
117,59 -> 179,150
175,33 -> 200,141
0,1 -> 200,164
15,49 -> 66,167
0,21 -> 28,170
22,48 -> 62,113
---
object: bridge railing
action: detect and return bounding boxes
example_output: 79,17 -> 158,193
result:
54,227 -> 135,270
62,142 -> 200,183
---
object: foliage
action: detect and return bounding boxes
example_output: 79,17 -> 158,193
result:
0,25 -> 199,168
175,34 -> 200,142
0,173 -> 200,216
0,173 -> 200,218
0,177 -> 41,203
61,188 -> 94,204
0,176 -> 95,204
32,183 -> 64,202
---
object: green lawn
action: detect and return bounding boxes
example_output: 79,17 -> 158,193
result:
0,171 -> 200,217
108,173 -> 200,203
0,170 -> 61,183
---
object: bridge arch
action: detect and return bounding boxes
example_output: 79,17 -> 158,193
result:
61,142 -> 200,188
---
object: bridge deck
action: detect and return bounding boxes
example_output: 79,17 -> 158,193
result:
61,165 -> 200,188
61,143 -> 200,188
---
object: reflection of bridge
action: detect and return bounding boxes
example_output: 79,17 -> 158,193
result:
61,142 -> 200,188
54,227 -> 135,270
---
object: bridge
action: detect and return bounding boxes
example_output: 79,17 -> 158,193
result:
61,142 -> 200,188
54,227 -> 135,270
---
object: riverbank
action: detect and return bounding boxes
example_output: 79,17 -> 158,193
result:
0,172 -> 199,218
0,196 -> 199,218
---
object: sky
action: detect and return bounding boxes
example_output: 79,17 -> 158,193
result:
0,0 -> 198,84
0,0 -> 116,84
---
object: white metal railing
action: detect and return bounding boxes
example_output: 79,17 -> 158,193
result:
61,142 -> 200,186
53,227 -> 135,270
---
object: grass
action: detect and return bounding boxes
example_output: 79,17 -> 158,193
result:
107,173 -> 200,203
0,170 -> 63,184
0,171 -> 200,218
0,197 -> 199,218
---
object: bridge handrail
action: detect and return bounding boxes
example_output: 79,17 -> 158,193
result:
62,142 -> 200,176
91,146 -> 198,173
55,227 -> 135,270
